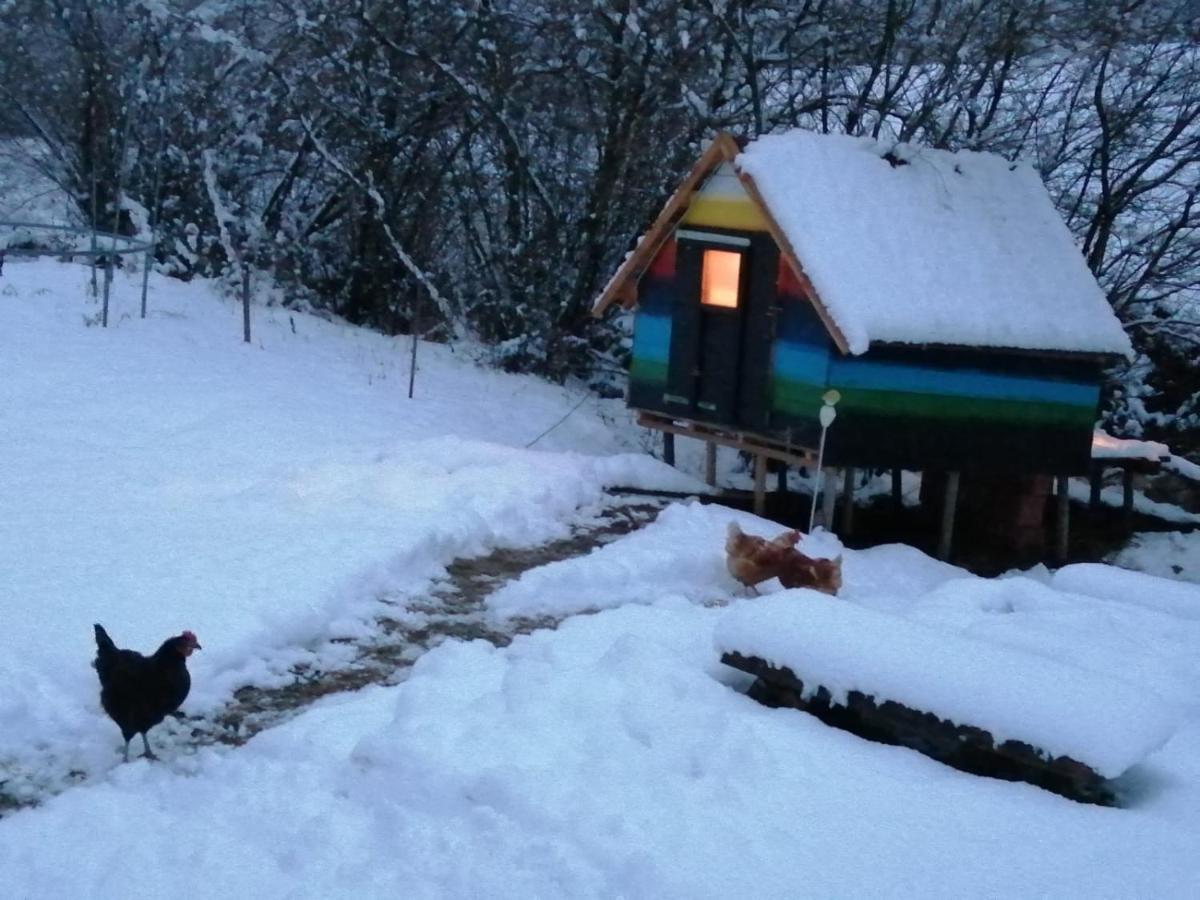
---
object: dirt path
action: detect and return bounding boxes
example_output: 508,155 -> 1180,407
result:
0,496 -> 665,816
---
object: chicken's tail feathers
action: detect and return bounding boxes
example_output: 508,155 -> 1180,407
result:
93,623 -> 115,654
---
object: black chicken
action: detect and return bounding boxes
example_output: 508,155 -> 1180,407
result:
93,624 -> 201,762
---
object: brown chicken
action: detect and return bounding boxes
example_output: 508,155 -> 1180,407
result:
777,551 -> 843,595
725,522 -> 842,595
725,522 -> 802,593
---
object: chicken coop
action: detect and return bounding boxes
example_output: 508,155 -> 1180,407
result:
593,129 -> 1132,560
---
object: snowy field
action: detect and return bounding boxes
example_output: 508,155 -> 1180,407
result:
1,258 -> 1199,897
0,257 -> 698,796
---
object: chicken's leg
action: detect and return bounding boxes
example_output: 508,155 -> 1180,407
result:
140,733 -> 158,761
122,740 -> 131,764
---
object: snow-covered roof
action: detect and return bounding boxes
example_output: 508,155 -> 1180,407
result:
737,131 -> 1133,356
1091,430 -> 1171,462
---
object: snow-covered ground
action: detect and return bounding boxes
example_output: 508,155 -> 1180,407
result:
2,257 -> 1200,897
1110,531 -> 1200,583
0,257 -> 698,795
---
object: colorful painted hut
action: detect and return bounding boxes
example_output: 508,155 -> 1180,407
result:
594,130 -> 1132,556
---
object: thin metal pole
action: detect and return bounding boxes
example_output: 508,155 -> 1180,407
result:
90,171 -> 99,302
102,257 -> 112,327
808,424 -> 829,532
141,119 -> 166,319
241,263 -> 252,343
407,290 -> 420,399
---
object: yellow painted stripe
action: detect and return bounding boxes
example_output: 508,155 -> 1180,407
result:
681,196 -> 769,231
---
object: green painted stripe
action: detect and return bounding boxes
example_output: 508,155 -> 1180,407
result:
827,357 -> 1098,406
834,387 -> 1096,427
771,380 -> 828,417
630,357 -> 669,386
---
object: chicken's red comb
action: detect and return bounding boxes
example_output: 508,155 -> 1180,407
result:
182,630 -> 198,643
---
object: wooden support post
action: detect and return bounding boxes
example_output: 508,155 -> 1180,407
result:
821,468 -> 839,531
1122,465 -> 1134,527
937,471 -> 960,561
704,441 -> 717,487
753,454 -> 768,517
1089,464 -> 1103,510
777,463 -> 788,495
662,432 -> 675,467
841,466 -> 856,537
891,468 -> 903,510
1055,475 -> 1070,563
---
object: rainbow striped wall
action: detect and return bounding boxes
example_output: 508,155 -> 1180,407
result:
765,258 -> 1101,470
769,259 -> 831,445
627,239 -> 675,412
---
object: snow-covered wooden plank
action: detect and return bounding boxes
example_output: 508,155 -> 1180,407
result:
715,593 -> 1179,788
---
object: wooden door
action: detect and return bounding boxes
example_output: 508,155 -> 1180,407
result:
665,232 -> 753,425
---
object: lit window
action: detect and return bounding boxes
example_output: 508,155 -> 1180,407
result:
701,249 -> 741,308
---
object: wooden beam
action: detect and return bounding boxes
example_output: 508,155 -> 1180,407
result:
753,454 -> 768,516
662,432 -> 675,467
891,468 -> 903,510
635,411 -> 817,469
1055,475 -> 1071,563
841,466 -> 856,536
938,471 -> 960,561
704,441 -> 717,487
821,468 -> 839,531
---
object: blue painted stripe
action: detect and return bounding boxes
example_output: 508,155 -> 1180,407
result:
773,341 -> 830,384
632,313 -> 671,363
638,278 -> 676,316
827,358 -> 1099,406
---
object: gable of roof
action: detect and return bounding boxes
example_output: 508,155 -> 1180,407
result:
596,129 -> 1133,360
592,132 -> 850,353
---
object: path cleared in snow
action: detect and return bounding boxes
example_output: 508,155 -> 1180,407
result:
0,497 -> 665,815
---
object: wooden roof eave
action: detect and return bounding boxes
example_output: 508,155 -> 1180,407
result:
591,130 -> 852,357
591,132 -> 742,318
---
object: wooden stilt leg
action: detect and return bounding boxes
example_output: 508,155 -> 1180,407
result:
1055,475 -> 1070,563
663,432 -> 675,467
1089,465 -> 1102,510
1122,466 -> 1134,528
938,471 -> 960,561
704,441 -> 717,487
841,466 -> 856,537
891,467 -> 903,510
753,454 -> 768,517
821,468 -> 839,531
777,463 -> 788,494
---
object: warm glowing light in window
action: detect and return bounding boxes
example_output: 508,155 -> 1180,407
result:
701,249 -> 741,308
